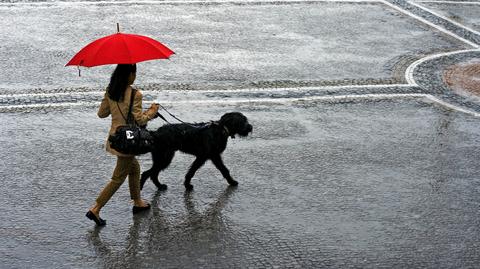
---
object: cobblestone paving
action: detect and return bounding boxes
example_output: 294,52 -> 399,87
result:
418,1 -> 480,32
385,0 -> 480,46
411,50 -> 480,112
0,83 -> 426,112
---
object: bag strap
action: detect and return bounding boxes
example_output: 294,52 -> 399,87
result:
126,88 -> 136,125
115,87 -> 136,125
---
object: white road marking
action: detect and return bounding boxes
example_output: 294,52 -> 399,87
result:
425,95 -> 480,117
404,48 -> 480,84
1,93 -> 479,117
416,1 -> 480,5
1,0 -> 476,91
408,1 -> 480,37
163,93 -> 430,103
0,0 -> 478,118
0,0 -> 380,7
0,84 -> 412,98
380,0 -> 479,48
0,91 -> 104,98
165,84 -> 413,93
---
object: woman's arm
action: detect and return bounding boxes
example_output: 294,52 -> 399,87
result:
97,93 -> 110,118
132,90 -> 159,126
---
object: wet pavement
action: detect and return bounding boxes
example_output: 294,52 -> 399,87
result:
419,1 -> 480,32
0,0 -> 468,91
1,99 -> 480,268
2,0 -> 480,268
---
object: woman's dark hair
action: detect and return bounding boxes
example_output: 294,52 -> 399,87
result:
107,64 -> 137,102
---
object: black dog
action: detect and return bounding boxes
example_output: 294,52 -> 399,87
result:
140,112 -> 253,191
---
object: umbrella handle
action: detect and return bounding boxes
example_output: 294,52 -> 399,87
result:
117,23 -> 120,33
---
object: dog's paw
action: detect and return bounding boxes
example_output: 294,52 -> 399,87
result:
228,180 -> 238,186
184,184 -> 194,191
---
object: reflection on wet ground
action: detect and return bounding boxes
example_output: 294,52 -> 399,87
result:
87,187 -> 238,268
1,98 -> 479,268
1,0 -> 479,267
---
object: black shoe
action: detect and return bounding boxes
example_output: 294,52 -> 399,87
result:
86,210 -> 106,226
132,203 -> 151,214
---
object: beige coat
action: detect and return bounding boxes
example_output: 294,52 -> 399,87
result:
97,86 -> 158,157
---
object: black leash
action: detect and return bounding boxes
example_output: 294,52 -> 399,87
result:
157,104 -> 190,125
156,104 -> 210,128
155,104 -> 231,136
155,111 -> 171,124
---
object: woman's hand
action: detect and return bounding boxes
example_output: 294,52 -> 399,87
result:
150,103 -> 160,110
148,103 -> 160,119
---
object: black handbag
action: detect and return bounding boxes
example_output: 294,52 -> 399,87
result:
108,89 -> 154,155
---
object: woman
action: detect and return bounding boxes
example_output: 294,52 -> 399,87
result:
86,64 -> 159,226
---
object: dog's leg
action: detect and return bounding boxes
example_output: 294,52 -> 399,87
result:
211,155 -> 238,186
150,151 -> 175,191
142,151 -> 174,191
141,151 -> 158,190
184,157 -> 207,191
149,167 -> 168,191
140,169 -> 151,190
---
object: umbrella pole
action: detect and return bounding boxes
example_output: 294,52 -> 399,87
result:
117,23 -> 120,33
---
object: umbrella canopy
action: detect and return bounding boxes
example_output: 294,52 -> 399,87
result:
66,32 -> 174,67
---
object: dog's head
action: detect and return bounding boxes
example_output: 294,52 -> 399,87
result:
219,112 -> 252,138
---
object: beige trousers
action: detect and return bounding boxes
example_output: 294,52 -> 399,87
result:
96,156 -> 141,207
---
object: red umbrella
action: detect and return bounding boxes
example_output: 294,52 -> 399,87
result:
66,25 -> 174,68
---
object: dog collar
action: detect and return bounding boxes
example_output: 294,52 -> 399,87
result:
212,121 -> 231,138
222,125 -> 230,136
